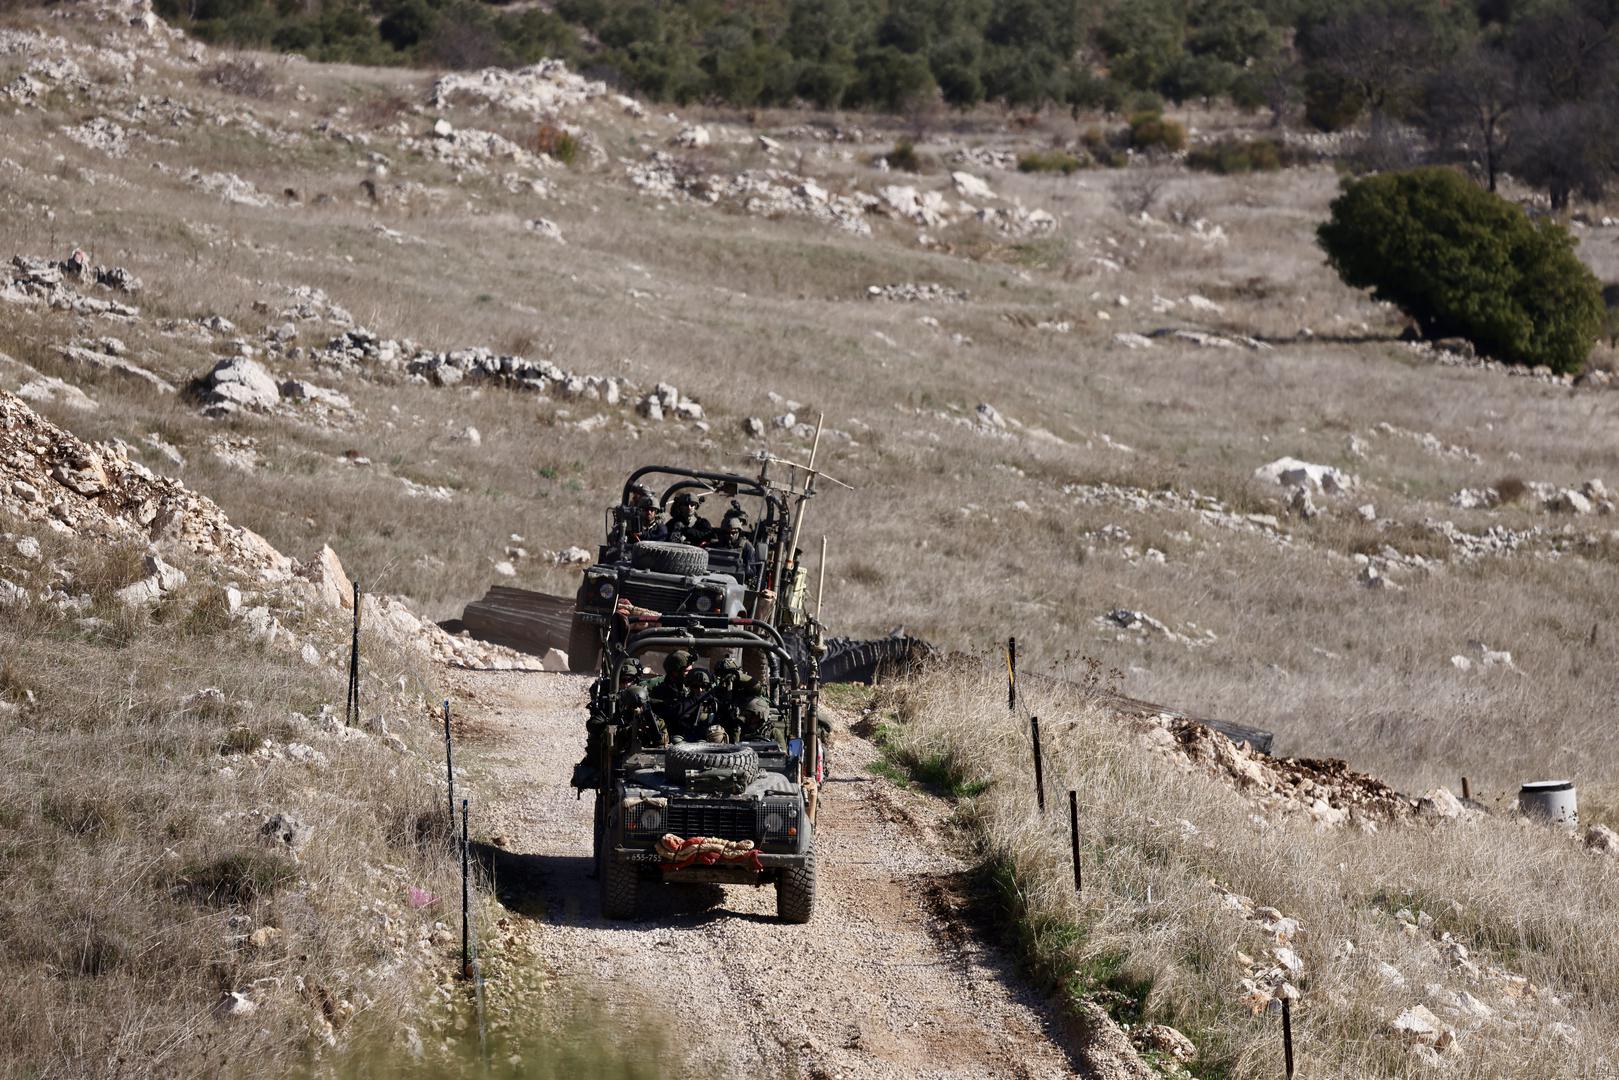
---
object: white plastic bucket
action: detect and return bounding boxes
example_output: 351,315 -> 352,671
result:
1519,780 -> 1578,829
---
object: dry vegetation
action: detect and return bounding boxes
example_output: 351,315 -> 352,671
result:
8,1 -> 1619,1074
0,513 -> 458,1078
874,665 -> 1619,1077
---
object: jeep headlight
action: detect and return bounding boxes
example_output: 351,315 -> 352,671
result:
693,591 -> 717,613
760,799 -> 800,842
596,580 -> 616,601
636,806 -> 662,832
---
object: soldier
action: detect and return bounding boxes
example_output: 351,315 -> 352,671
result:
736,697 -> 786,750
667,667 -> 719,743
711,655 -> 757,724
627,494 -> 661,544
572,658 -> 650,787
709,514 -> 760,582
654,491 -> 712,545
647,649 -> 693,731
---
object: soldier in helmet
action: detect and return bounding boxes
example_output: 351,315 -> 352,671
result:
708,513 -> 760,582
668,666 -> 720,742
646,649 -> 693,731
653,491 -> 712,545
713,655 -> 765,736
627,494 -> 661,544
572,658 -> 652,788
736,697 -> 786,750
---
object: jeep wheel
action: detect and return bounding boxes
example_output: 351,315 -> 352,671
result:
666,741 -> 760,785
630,541 -> 708,576
568,614 -> 603,675
601,853 -> 639,920
776,845 -> 816,923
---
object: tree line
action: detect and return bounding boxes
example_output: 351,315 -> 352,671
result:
160,0 -> 1619,204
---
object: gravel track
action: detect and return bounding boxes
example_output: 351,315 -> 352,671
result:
456,670 -> 1082,1079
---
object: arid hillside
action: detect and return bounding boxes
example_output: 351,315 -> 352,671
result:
7,1 -> 1619,1077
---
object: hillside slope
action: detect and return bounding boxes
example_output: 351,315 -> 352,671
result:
8,1 -> 1619,1075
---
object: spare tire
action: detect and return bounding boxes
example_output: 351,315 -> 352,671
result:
666,742 -> 760,785
631,541 -> 708,576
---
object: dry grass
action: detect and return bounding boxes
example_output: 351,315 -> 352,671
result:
6,5 -> 1619,1069
876,665 -> 1619,1078
0,512 -> 457,1079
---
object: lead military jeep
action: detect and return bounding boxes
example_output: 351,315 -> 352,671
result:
589,622 -> 820,923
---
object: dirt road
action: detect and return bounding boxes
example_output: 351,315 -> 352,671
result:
455,670 -> 1083,1079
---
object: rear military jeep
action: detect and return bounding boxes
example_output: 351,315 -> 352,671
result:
567,466 -> 787,674
587,623 -> 821,923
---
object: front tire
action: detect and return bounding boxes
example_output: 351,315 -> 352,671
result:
601,853 -> 639,920
776,844 -> 816,924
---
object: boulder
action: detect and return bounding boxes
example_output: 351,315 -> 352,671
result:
299,545 -> 353,610
203,356 -> 282,413
540,647 -> 569,673
1254,457 -> 1354,494
1546,489 -> 1594,515
1390,1004 -> 1453,1050
115,553 -> 186,606
1136,1024 -> 1196,1063
951,171 -> 995,201
672,125 -> 710,148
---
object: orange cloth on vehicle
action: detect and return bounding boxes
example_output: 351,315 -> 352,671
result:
656,833 -> 764,873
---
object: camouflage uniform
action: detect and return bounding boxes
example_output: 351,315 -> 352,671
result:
737,697 -> 787,751
652,492 -> 712,545
572,660 -> 650,787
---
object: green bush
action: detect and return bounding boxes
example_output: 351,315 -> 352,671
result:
1017,149 -> 1083,174
1186,136 -> 1285,174
884,138 -> 923,172
1318,167 -> 1604,374
1127,110 -> 1186,152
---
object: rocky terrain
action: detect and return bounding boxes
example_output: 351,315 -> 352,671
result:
8,0 -> 1619,1077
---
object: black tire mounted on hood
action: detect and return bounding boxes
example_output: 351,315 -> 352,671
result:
630,541 -> 709,576
665,741 -> 761,784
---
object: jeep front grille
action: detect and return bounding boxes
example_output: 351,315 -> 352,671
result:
665,800 -> 756,841
620,579 -> 695,612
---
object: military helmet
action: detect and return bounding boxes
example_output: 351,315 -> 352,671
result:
663,649 -> 692,675
684,668 -> 712,690
619,684 -> 650,708
618,658 -> 644,681
716,656 -> 741,677
672,491 -> 702,508
740,697 -> 771,722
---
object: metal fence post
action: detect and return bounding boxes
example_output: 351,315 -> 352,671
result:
460,797 -> 471,979
346,580 -> 361,725
1069,789 -> 1081,893
1030,715 -> 1045,813
444,700 -> 455,830
1282,996 -> 1295,1079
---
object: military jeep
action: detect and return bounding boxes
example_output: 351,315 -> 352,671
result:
567,465 -> 789,674
589,622 -> 820,923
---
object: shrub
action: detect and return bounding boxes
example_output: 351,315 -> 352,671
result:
884,138 -> 923,172
1017,149 -> 1083,174
1318,168 -> 1605,374
203,58 -> 276,99
1127,110 -> 1186,153
1186,137 -> 1285,174
533,121 -> 579,166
